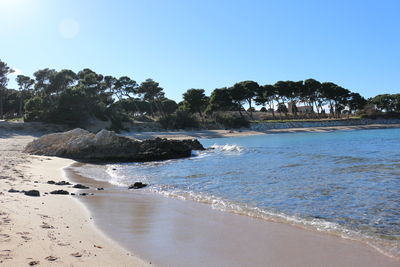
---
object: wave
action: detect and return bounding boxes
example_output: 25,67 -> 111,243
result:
210,144 -> 245,153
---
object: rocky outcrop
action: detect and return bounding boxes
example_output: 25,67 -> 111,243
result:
182,139 -> 206,151
24,128 -> 204,162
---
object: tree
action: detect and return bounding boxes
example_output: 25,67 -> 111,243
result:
371,94 -> 397,112
205,87 -> 238,114
347,92 -> 367,114
16,75 -> 35,116
0,59 -> 14,118
303,79 -> 321,116
230,81 -> 259,119
137,79 -> 165,117
255,84 -> 277,119
181,89 -> 208,117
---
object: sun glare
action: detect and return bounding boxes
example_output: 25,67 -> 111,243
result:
59,18 -> 80,39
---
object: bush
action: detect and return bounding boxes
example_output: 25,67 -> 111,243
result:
158,111 -> 199,129
215,114 -> 250,128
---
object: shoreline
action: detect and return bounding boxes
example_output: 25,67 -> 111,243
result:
0,133 -> 149,266
126,123 -> 400,140
65,162 -> 400,267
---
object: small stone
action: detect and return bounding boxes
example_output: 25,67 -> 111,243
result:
80,193 -> 88,196
29,261 -> 40,266
50,190 -> 69,195
34,181 -> 38,183
73,184 -> 89,189
128,182 -> 148,189
71,193 -> 76,196
8,189 -> 19,193
97,187 -> 104,190
47,180 -> 55,184
55,181 -> 71,186
24,190 -> 40,197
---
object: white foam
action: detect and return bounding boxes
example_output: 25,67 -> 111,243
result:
210,144 -> 245,153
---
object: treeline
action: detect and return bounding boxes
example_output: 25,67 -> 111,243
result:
0,59 -> 399,130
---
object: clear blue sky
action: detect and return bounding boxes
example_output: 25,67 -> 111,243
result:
1,0 -> 399,102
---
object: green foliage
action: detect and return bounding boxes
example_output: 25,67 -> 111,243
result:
206,87 -> 238,114
24,96 -> 45,121
158,111 -> 199,129
215,114 -> 250,128
370,94 -> 400,112
181,88 -> 208,116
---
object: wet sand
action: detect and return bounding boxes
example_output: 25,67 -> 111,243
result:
67,164 -> 400,267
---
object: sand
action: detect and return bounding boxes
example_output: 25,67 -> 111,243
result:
0,130 -> 149,266
1,122 -> 400,266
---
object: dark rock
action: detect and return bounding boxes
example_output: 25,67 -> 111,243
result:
47,180 -> 56,184
8,189 -> 19,193
34,181 -> 38,183
128,182 -> 148,189
80,193 -> 88,196
71,193 -> 76,196
24,129 -> 195,162
97,188 -> 104,190
182,139 -> 205,150
73,184 -> 89,189
24,190 -> 40,197
55,181 -> 71,186
50,190 -> 69,195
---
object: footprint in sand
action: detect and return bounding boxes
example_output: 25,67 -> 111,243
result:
0,234 -> 11,242
45,255 -> 58,261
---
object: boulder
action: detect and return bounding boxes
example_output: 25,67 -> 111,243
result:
128,182 -> 148,189
24,129 -> 200,162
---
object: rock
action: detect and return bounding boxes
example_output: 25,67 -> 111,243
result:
71,193 -> 76,196
80,193 -> 88,196
182,139 -> 205,150
24,190 -> 40,197
8,189 -> 19,193
97,188 -> 104,190
47,180 -> 56,184
55,181 -> 71,186
29,261 -> 40,266
24,129 -> 195,162
73,184 -> 89,189
50,190 -> 69,195
128,182 -> 148,189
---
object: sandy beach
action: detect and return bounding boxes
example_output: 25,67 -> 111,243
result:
1,123 -> 400,266
0,129 -> 149,266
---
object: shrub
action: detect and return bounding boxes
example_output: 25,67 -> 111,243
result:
158,111 -> 199,129
215,114 -> 250,128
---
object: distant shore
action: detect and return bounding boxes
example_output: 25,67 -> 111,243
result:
127,123 -> 400,140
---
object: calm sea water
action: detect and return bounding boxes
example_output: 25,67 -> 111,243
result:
76,128 -> 400,258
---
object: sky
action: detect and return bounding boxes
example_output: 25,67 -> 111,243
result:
1,0 -> 399,102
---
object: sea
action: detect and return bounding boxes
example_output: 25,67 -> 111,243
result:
72,128 -> 400,259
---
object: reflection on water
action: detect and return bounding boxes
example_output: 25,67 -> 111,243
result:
74,128 -> 400,258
